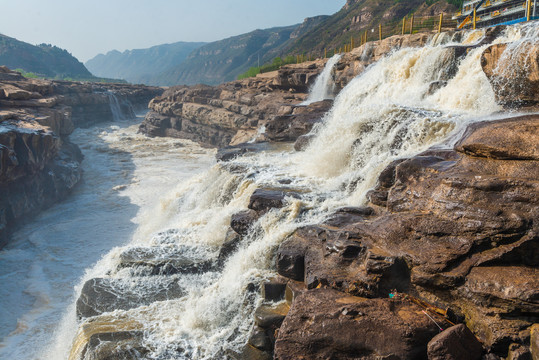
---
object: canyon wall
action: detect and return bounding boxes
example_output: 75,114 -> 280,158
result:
114,25 -> 539,360
0,66 -> 163,247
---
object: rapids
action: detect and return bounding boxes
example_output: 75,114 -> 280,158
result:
302,53 -> 342,105
1,22 -> 537,360
0,116 -> 215,359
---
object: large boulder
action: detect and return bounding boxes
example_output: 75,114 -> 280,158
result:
117,245 -> 214,275
427,324 -> 483,360
274,116 -> 539,357
264,100 -> 333,142
76,277 -> 183,318
274,288 -> 441,360
481,43 -> 539,106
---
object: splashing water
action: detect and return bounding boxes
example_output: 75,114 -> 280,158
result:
302,54 -> 342,105
106,91 -> 136,121
1,23 -> 537,360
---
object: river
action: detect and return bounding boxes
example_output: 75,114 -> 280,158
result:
0,116 -> 215,359
0,21 -> 536,360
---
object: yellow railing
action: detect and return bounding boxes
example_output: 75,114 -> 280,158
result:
243,1 -> 534,76
302,14 -> 458,60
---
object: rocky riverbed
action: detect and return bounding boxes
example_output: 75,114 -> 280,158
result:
132,25 -> 539,360
3,23 -> 538,360
0,66 -> 162,247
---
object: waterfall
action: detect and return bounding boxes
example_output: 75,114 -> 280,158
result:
106,91 -> 136,121
36,23 -> 535,360
302,54 -> 342,105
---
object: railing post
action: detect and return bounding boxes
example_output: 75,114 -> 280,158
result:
379,24 -> 382,41
402,17 -> 406,35
527,0 -> 532,21
438,13 -> 443,33
410,15 -> 414,34
364,30 -> 367,44
473,8 -> 477,29
324,48 -> 327,58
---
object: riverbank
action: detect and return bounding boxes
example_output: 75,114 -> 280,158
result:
0,67 -> 163,248
70,23 -> 539,360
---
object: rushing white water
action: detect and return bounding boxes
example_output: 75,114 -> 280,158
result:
106,91 -> 136,121
1,23 -> 536,360
0,117 -> 214,359
302,54 -> 342,105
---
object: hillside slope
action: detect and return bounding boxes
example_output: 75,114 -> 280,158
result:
286,0 -> 458,56
85,41 -> 206,84
0,34 -> 93,80
150,17 -> 327,86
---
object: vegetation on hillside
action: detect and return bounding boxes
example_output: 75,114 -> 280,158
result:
0,34 -> 125,82
237,56 -> 297,80
284,0 -> 458,59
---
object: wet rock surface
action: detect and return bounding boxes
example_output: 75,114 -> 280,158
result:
481,42 -> 539,106
216,142 -> 270,162
117,245 -> 214,275
83,331 -> 148,360
264,99 -> 333,142
76,277 -> 184,319
272,115 -> 539,358
0,66 -> 163,248
275,288 -> 441,360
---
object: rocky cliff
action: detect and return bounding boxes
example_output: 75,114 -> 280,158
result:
138,30 -> 458,148
119,25 -> 539,360
0,66 -> 163,248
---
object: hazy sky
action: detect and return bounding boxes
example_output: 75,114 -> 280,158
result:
1,0 -> 346,62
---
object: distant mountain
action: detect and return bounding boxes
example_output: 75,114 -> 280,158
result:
148,16 -> 328,86
286,0 -> 458,56
85,41 -> 206,84
0,33 -> 94,80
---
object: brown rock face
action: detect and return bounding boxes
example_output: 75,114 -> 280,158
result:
0,66 -> 163,247
264,100 -> 333,142
455,115 -> 539,160
139,66 -> 321,147
427,324 -> 483,360
481,43 -> 539,106
274,115 -> 539,358
274,288 -> 441,360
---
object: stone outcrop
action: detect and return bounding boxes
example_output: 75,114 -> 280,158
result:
275,288 -> 441,360
427,324 -> 483,360
139,27 -> 504,149
138,68 -> 319,147
272,115 -> 539,358
0,66 -> 163,247
481,42 -> 539,106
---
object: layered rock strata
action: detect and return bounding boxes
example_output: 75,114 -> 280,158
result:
0,66 -> 163,247
76,26 -> 539,359
139,29 -> 493,148
270,115 -> 539,359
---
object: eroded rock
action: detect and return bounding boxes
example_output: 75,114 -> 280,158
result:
427,324 -> 483,360
481,43 -> 539,106
76,277 -> 183,319
275,288 -> 441,360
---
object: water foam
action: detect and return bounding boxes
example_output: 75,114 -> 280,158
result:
302,54 -> 342,105
3,22 -> 537,360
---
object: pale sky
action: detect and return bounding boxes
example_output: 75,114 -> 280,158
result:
0,0 -> 346,62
